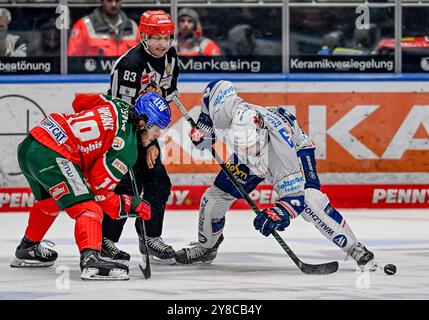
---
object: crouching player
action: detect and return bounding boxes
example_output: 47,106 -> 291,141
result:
11,92 -> 171,280
175,80 -> 378,271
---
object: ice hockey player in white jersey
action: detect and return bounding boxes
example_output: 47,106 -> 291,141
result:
175,80 -> 378,271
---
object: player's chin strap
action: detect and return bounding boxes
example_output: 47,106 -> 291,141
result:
172,95 -> 339,275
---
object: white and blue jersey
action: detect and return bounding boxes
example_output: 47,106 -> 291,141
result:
201,81 -> 316,200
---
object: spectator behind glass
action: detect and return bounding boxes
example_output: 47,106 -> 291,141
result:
68,0 -> 139,56
177,8 -> 221,56
318,24 -> 381,56
33,19 -> 60,56
353,23 -> 381,54
227,24 -> 281,56
0,8 -> 27,57
318,30 -> 346,55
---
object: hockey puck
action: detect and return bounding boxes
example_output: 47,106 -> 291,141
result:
384,264 -> 397,275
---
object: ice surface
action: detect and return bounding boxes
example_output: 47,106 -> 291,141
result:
0,209 -> 428,300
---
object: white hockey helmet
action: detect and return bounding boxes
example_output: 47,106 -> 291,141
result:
227,105 -> 267,161
202,80 -> 236,114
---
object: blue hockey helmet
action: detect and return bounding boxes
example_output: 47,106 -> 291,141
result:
132,92 -> 171,129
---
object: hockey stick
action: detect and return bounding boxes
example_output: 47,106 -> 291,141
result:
129,168 -> 151,279
172,95 -> 338,275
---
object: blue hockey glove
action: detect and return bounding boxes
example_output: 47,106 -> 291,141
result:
253,195 -> 305,237
253,206 -> 290,237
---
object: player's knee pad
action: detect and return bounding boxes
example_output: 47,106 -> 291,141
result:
302,188 -> 336,224
304,188 -> 344,223
304,188 -> 330,211
64,200 -> 103,223
198,186 -> 234,247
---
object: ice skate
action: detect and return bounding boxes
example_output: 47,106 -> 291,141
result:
139,236 -> 176,265
175,234 -> 224,265
10,237 -> 58,268
100,237 -> 130,264
349,242 -> 378,271
80,249 -> 129,281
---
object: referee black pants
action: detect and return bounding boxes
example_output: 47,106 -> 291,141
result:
102,142 -> 172,242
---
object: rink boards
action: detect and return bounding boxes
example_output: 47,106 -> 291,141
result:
0,74 -> 428,210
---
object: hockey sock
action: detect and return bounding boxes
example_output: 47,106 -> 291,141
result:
65,201 -> 103,252
25,198 -> 60,242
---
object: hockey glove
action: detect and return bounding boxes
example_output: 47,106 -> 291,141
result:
189,112 -> 216,151
253,206 -> 290,237
121,195 -> 151,220
253,196 -> 305,237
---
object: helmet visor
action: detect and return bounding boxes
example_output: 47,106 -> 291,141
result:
226,126 -> 267,163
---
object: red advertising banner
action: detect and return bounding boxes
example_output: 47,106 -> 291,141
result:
1,185 -> 428,213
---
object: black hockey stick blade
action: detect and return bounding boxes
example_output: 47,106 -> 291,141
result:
138,219 -> 151,279
272,232 -> 338,275
298,260 -> 339,275
139,258 -> 151,279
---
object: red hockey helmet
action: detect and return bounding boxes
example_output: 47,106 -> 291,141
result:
139,10 -> 175,36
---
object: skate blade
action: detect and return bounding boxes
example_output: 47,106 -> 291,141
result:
81,268 -> 129,281
148,255 -> 177,265
100,257 -> 130,266
176,259 -> 214,265
10,258 -> 54,268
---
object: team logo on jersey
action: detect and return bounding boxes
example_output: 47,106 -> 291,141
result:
49,182 -> 69,200
112,137 -> 125,150
333,235 -> 348,248
112,158 -> 128,175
